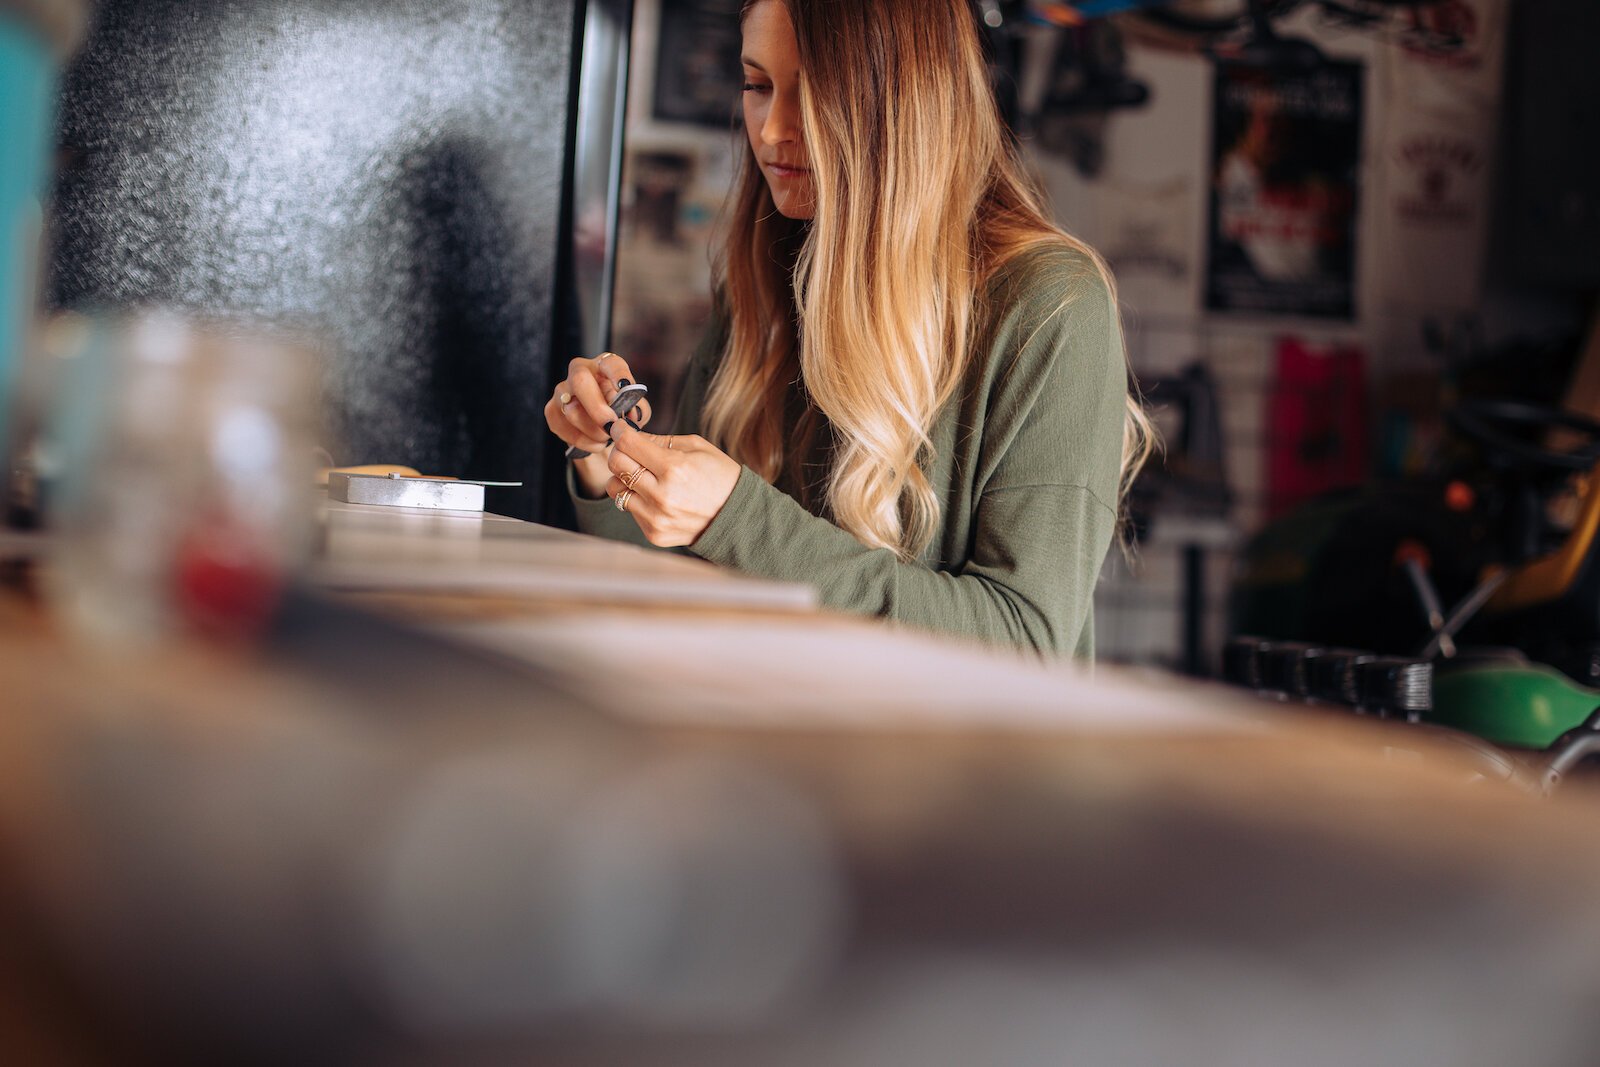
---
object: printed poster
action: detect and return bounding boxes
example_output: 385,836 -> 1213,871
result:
652,0 -> 744,129
1371,0 -> 1508,311
1099,178 -> 1197,318
1205,60 -> 1363,319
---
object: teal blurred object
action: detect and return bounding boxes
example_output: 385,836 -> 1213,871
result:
0,1 -> 80,458
0,14 -> 53,451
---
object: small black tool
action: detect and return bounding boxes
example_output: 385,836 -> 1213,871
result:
565,380 -> 649,460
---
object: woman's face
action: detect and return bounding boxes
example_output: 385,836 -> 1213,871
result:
741,0 -> 813,220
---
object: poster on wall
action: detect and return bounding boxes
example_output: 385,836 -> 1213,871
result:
1099,178 -> 1196,319
1371,0 -> 1508,311
1205,60 -> 1363,319
652,0 -> 744,129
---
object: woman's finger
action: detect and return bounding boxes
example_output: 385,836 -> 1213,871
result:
552,384 -> 611,449
592,351 -> 637,387
571,352 -> 645,431
561,362 -> 621,439
606,446 -> 661,499
607,420 -> 681,472
605,475 -> 659,524
568,358 -> 617,428
545,396 -> 608,451
563,397 -> 611,447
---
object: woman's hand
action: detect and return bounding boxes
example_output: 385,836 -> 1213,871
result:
602,423 -> 742,547
543,352 -> 652,498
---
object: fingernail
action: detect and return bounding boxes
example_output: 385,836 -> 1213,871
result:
603,421 -> 615,436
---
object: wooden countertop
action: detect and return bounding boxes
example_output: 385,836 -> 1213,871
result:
313,498 -> 818,613
5,503 -> 1600,1064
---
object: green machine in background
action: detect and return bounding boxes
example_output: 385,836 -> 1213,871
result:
1227,398 -> 1600,786
0,0 -> 82,456
1431,662 -> 1598,750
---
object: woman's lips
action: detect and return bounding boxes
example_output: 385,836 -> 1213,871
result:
766,162 -> 810,179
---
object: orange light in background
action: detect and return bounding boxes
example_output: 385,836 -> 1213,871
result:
1393,539 -> 1431,571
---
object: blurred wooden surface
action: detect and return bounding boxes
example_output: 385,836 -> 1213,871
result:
312,499 -> 818,613
6,508 -> 1600,1064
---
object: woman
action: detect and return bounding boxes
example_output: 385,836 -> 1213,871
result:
544,0 -> 1153,658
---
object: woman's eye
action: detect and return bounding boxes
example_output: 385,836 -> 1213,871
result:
741,82 -> 770,94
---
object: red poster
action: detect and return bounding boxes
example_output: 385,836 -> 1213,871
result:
1265,337 -> 1368,521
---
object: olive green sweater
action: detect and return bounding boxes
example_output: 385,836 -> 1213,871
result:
571,245 -> 1127,658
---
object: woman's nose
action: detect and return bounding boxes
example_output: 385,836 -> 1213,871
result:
762,89 -> 801,146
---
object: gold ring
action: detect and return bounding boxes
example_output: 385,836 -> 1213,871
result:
597,352 -> 617,368
558,391 -> 572,405
615,488 -> 633,513
665,436 -> 676,450
622,466 -> 647,489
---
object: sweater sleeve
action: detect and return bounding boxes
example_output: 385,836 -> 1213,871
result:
569,320 -> 724,547
689,261 -> 1127,657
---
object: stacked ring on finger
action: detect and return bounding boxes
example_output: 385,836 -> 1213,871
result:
615,489 -> 634,513
621,465 -> 648,490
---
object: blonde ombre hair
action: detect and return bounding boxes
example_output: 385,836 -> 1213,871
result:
704,0 -> 1156,560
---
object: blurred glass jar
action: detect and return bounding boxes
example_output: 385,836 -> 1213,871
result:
45,310 -> 320,646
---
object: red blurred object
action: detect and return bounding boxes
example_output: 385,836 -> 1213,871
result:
1265,337 -> 1368,521
174,516 -> 285,638
1445,480 -> 1475,512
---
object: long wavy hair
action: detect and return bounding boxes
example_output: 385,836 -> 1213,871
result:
704,0 -> 1156,560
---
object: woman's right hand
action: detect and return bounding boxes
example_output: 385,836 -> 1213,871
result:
543,352 -> 653,499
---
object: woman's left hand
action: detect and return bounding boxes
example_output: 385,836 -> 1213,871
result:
603,422 -> 742,548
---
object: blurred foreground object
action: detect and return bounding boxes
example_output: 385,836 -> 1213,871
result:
43,311 -> 320,644
0,0 -> 83,453
8,476 -> 1600,1063
5,596 -> 1600,1065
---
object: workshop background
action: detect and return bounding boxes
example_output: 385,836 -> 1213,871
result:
606,0 -> 1597,674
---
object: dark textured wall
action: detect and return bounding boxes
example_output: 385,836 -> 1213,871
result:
47,0 -> 581,520
1499,0 -> 1600,288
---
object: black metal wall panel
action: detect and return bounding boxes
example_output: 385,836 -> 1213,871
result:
46,0 -> 581,520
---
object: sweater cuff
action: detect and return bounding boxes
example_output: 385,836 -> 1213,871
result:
567,461 -> 618,532
689,464 -> 768,563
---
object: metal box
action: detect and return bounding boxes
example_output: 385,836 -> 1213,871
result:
328,472 -> 486,512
